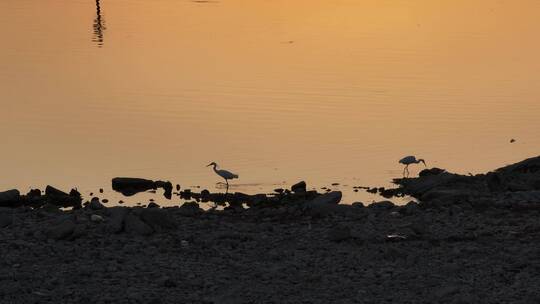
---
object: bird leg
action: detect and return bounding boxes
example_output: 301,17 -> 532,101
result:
404,165 -> 410,178
224,178 -> 230,195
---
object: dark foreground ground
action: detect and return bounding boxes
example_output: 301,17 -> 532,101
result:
2,156 -> 540,303
2,202 -> 540,304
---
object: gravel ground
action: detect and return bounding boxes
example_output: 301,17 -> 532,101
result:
2,200 -> 540,304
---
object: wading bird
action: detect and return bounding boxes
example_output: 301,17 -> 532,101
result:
399,156 -> 426,177
207,162 -> 238,189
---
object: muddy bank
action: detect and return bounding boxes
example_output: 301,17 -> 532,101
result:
2,157 -> 540,303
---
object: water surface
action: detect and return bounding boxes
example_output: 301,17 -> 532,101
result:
1,0 -> 540,204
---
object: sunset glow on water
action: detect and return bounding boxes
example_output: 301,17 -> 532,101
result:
1,0 -> 539,204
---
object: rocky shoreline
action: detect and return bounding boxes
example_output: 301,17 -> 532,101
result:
2,157 -> 540,303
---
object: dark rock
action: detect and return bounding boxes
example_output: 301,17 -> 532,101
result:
306,192 -> 348,217
69,188 -> 81,198
46,220 -> 76,240
0,213 -> 13,228
178,202 -> 202,216
41,203 -> 61,213
107,207 -> 129,233
154,181 -> 173,199
88,198 -> 104,210
180,189 -> 193,200
45,186 -> 69,197
147,202 -> 160,208
497,155 -> 540,174
368,201 -> 395,210
291,181 -> 307,193
328,225 -> 351,242
124,214 -> 153,236
310,191 -> 342,205
45,186 -> 82,208
200,189 -> 210,201
26,189 -> 42,198
229,192 -> 251,206
112,177 -> 155,195
419,167 -> 446,177
352,202 -> 365,208
487,172 -> 507,192
0,189 -> 21,207
421,189 -> 472,203
140,208 -> 176,230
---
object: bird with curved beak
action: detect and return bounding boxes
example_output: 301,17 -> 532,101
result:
399,156 -> 426,178
207,162 -> 239,190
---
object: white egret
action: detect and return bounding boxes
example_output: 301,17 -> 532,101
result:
399,156 -> 426,177
206,162 -> 239,189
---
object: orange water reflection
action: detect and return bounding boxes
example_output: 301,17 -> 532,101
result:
1,0 -> 539,204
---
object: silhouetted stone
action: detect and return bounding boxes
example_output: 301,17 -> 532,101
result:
368,201 -> 395,210
112,178 -> 155,196
112,178 -> 173,199
147,202 -> 160,208
155,181 -> 173,199
45,186 -> 82,208
291,181 -> 307,193
0,190 -> 21,207
26,189 -> 42,198
419,167 -> 446,177
88,198 -> 104,210
310,191 -> 342,205
180,189 -> 192,200
306,191 -> 344,217
178,202 -> 202,216
45,186 -> 68,197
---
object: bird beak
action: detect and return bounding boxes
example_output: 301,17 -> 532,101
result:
421,160 -> 427,167
206,163 -> 212,167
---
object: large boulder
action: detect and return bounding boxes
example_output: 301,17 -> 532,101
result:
45,186 -> 82,208
0,190 -> 21,207
112,177 -> 172,199
291,181 -> 307,193
305,191 -> 345,217
311,191 -> 342,205
112,178 -> 156,196
88,198 -> 105,210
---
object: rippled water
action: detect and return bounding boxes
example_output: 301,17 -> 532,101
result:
1,0 -> 540,204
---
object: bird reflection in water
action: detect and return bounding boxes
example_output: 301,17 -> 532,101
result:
92,0 -> 106,47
